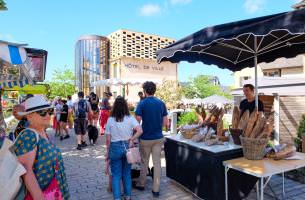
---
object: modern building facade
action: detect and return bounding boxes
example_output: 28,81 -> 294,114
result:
75,29 -> 178,103
75,35 -> 109,97
108,29 -> 178,102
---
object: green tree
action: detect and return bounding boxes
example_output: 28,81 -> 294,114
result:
0,0 -> 7,10
46,67 -> 76,99
295,114 -> 305,151
155,80 -> 183,109
182,75 -> 232,99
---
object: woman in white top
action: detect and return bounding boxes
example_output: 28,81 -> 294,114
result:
105,96 -> 142,200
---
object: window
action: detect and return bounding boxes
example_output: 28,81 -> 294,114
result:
263,69 -> 281,77
113,64 -> 118,78
239,76 -> 251,87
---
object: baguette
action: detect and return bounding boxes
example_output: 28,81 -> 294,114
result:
232,106 -> 240,129
244,111 -> 258,137
257,113 -> 274,139
238,110 -> 250,130
217,119 -> 224,137
205,138 -> 219,146
274,145 -> 296,160
250,113 -> 266,138
204,106 -> 217,122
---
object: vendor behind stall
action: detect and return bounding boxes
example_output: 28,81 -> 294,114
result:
12,94 -> 34,139
239,84 -> 264,116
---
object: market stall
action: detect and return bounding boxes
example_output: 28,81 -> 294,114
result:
157,8 -> 305,200
0,40 -> 48,141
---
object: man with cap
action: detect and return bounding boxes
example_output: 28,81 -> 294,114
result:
99,92 -> 112,135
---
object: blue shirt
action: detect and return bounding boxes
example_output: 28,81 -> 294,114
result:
135,96 -> 167,140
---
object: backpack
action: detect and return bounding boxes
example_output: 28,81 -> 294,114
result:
77,99 -> 88,119
90,95 -> 99,111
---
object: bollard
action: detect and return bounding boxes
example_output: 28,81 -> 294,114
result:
171,112 -> 177,134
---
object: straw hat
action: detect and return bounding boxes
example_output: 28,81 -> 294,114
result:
18,95 -> 53,116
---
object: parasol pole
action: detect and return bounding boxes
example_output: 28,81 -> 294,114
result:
254,36 -> 258,110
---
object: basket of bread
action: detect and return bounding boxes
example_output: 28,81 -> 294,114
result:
229,106 -> 274,160
180,124 -> 200,139
189,105 -> 229,145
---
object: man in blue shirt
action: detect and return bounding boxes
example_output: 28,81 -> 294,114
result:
134,81 -> 168,198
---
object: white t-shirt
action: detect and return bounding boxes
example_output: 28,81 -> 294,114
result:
67,100 -> 73,109
105,115 -> 139,142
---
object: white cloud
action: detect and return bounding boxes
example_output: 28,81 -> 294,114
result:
139,4 -> 161,17
0,33 -> 16,42
243,0 -> 265,14
170,0 -> 192,5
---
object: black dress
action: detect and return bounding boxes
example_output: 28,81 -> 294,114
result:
60,104 -> 69,122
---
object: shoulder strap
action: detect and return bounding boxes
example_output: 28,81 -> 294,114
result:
13,128 -> 40,145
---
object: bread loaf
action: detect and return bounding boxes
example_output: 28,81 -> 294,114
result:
249,112 -> 266,138
257,113 -> 274,139
217,119 -> 224,137
238,110 -> 249,130
274,145 -> 296,160
232,106 -> 240,129
244,111 -> 258,137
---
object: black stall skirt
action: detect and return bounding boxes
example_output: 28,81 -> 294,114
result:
164,138 -> 257,200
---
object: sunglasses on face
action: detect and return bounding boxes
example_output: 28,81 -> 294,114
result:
36,109 -> 54,117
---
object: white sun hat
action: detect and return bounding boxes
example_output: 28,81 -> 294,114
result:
17,95 -> 53,116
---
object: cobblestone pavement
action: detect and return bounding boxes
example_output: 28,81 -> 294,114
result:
51,129 -> 305,200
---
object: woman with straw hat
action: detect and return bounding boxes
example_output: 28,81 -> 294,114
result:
13,95 -> 70,200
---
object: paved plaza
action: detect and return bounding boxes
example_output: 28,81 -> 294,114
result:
51,129 -> 305,200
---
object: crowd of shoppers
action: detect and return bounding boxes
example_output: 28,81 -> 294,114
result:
5,81 -> 168,200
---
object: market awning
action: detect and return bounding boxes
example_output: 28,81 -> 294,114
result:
0,40 -> 27,65
2,84 -> 50,94
0,79 -> 31,89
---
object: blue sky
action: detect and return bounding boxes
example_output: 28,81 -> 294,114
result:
0,0 -> 299,86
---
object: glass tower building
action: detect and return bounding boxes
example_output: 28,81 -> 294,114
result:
75,35 -> 109,96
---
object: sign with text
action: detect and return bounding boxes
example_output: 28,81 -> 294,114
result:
124,63 -> 164,72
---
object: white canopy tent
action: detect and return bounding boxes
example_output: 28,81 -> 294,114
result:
92,78 -> 162,87
181,95 -> 233,105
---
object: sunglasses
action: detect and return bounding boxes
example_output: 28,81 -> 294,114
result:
36,109 -> 54,117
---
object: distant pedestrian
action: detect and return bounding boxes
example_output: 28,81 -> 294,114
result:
138,91 -> 145,101
54,98 -> 62,136
99,92 -> 112,135
67,95 -> 74,129
89,92 -> 100,127
105,96 -> 142,200
73,91 -> 91,150
134,81 -> 168,198
59,99 -> 70,140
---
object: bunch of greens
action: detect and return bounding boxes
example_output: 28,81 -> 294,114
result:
178,110 -> 199,126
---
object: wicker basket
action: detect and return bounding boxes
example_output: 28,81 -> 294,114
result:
229,128 -> 243,145
181,129 -> 198,139
240,137 -> 269,160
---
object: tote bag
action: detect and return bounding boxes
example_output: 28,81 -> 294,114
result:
126,147 -> 141,164
0,138 -> 26,200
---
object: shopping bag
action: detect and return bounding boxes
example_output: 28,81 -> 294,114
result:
0,138 -> 26,200
126,147 -> 141,164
